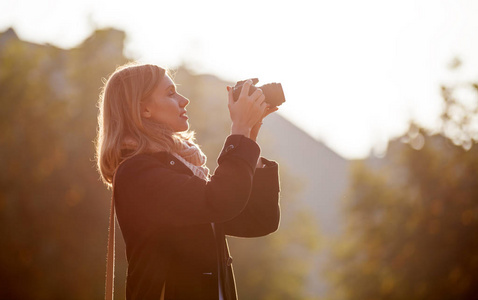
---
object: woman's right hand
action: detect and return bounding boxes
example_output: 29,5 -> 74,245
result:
227,80 -> 267,138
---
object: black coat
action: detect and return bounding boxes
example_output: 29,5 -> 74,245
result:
114,135 -> 281,300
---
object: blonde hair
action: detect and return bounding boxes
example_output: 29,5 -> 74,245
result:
95,62 -> 205,187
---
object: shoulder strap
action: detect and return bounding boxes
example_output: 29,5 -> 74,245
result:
105,181 -> 116,300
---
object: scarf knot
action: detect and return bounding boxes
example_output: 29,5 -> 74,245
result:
173,139 -> 210,181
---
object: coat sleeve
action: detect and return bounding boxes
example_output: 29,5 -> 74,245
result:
221,158 -> 281,237
114,135 -> 260,233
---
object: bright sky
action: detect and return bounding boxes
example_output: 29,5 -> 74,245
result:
2,0 -> 478,159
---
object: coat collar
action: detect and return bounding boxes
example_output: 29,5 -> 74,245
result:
148,151 -> 194,176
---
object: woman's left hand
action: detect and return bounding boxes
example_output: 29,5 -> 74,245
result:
250,105 -> 279,142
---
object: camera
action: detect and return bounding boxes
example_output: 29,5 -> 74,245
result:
232,78 -> 286,107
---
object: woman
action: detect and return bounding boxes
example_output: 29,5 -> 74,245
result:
96,62 -> 281,300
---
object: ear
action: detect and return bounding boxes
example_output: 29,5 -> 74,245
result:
140,102 -> 152,118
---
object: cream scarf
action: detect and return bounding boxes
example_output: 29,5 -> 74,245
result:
172,138 -> 210,181
122,136 -> 210,181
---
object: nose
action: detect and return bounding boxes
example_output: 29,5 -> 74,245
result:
179,94 -> 189,108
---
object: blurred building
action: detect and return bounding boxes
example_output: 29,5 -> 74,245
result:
259,113 -> 351,296
260,114 -> 350,235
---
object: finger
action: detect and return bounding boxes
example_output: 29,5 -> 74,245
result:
256,94 -> 266,105
239,79 -> 253,99
262,107 -> 271,118
263,106 -> 278,118
259,98 -> 268,113
227,86 -> 234,106
251,88 -> 264,101
268,107 -> 278,116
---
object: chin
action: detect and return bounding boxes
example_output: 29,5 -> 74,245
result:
176,123 -> 189,132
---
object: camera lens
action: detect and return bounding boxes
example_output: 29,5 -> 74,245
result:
232,79 -> 285,107
260,83 -> 285,107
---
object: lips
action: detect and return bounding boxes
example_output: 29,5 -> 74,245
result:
180,111 -> 188,119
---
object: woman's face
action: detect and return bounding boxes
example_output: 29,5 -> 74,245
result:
141,75 -> 190,132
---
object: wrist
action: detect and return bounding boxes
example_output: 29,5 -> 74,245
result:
231,124 -> 251,138
250,122 -> 263,142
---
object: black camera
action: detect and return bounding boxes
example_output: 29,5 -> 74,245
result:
232,78 -> 286,107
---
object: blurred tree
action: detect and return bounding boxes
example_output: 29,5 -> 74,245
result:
326,79 -> 478,299
0,27 -> 127,300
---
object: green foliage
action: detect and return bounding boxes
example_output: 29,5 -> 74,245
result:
327,82 -> 478,299
0,28 -> 127,299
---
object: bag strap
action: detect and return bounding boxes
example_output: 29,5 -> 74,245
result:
105,181 -> 116,300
